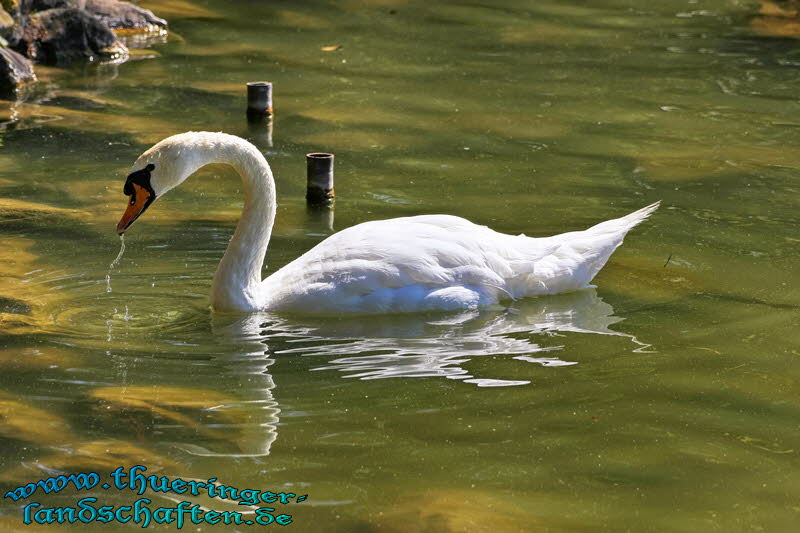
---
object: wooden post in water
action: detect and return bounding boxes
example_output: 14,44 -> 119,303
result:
245,81 -> 273,147
246,81 -> 273,118
306,153 -> 335,206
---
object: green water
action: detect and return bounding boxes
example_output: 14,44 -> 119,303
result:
1,0 -> 799,530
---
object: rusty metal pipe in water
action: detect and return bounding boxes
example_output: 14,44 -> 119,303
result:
306,153 -> 335,206
246,81 -> 273,118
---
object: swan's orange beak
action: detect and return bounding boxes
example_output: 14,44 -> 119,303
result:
117,183 -> 153,235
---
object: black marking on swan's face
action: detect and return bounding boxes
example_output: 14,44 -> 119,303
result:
123,163 -> 156,198
117,163 -> 157,234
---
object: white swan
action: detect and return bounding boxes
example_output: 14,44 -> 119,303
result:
116,132 -> 659,314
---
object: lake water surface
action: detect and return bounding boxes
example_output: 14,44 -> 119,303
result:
1,0 -> 799,531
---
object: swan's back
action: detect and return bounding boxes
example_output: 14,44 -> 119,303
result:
261,203 -> 658,314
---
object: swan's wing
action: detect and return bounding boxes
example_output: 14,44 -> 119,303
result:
263,215 -> 560,308
261,204 -> 658,312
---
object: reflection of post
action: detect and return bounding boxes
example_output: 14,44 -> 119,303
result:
305,203 -> 335,234
246,117 -> 273,148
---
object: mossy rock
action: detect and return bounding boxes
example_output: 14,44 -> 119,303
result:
0,44 -> 36,98
16,7 -> 127,63
87,0 -> 166,34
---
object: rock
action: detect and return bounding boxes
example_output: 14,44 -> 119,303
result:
1,15 -> 12,48
0,0 -> 34,13
85,0 -> 166,33
0,1 -> 25,47
15,7 -> 127,63
29,0 -> 86,11
0,6 -> 13,31
0,0 -> 32,17
0,46 -> 36,98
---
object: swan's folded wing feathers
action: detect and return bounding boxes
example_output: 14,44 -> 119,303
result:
264,215 -> 569,309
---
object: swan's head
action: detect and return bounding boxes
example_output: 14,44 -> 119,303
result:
116,134 -> 203,234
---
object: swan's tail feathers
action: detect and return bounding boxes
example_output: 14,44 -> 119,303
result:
586,200 -> 661,236
509,202 -> 659,298
552,201 -> 660,290
619,200 -> 661,227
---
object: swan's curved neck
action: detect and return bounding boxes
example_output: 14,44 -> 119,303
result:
189,135 -> 276,311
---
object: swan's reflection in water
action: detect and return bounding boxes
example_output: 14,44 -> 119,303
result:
220,289 -> 646,389
167,363 -> 281,459
165,324 -> 281,459
157,289 -> 641,460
